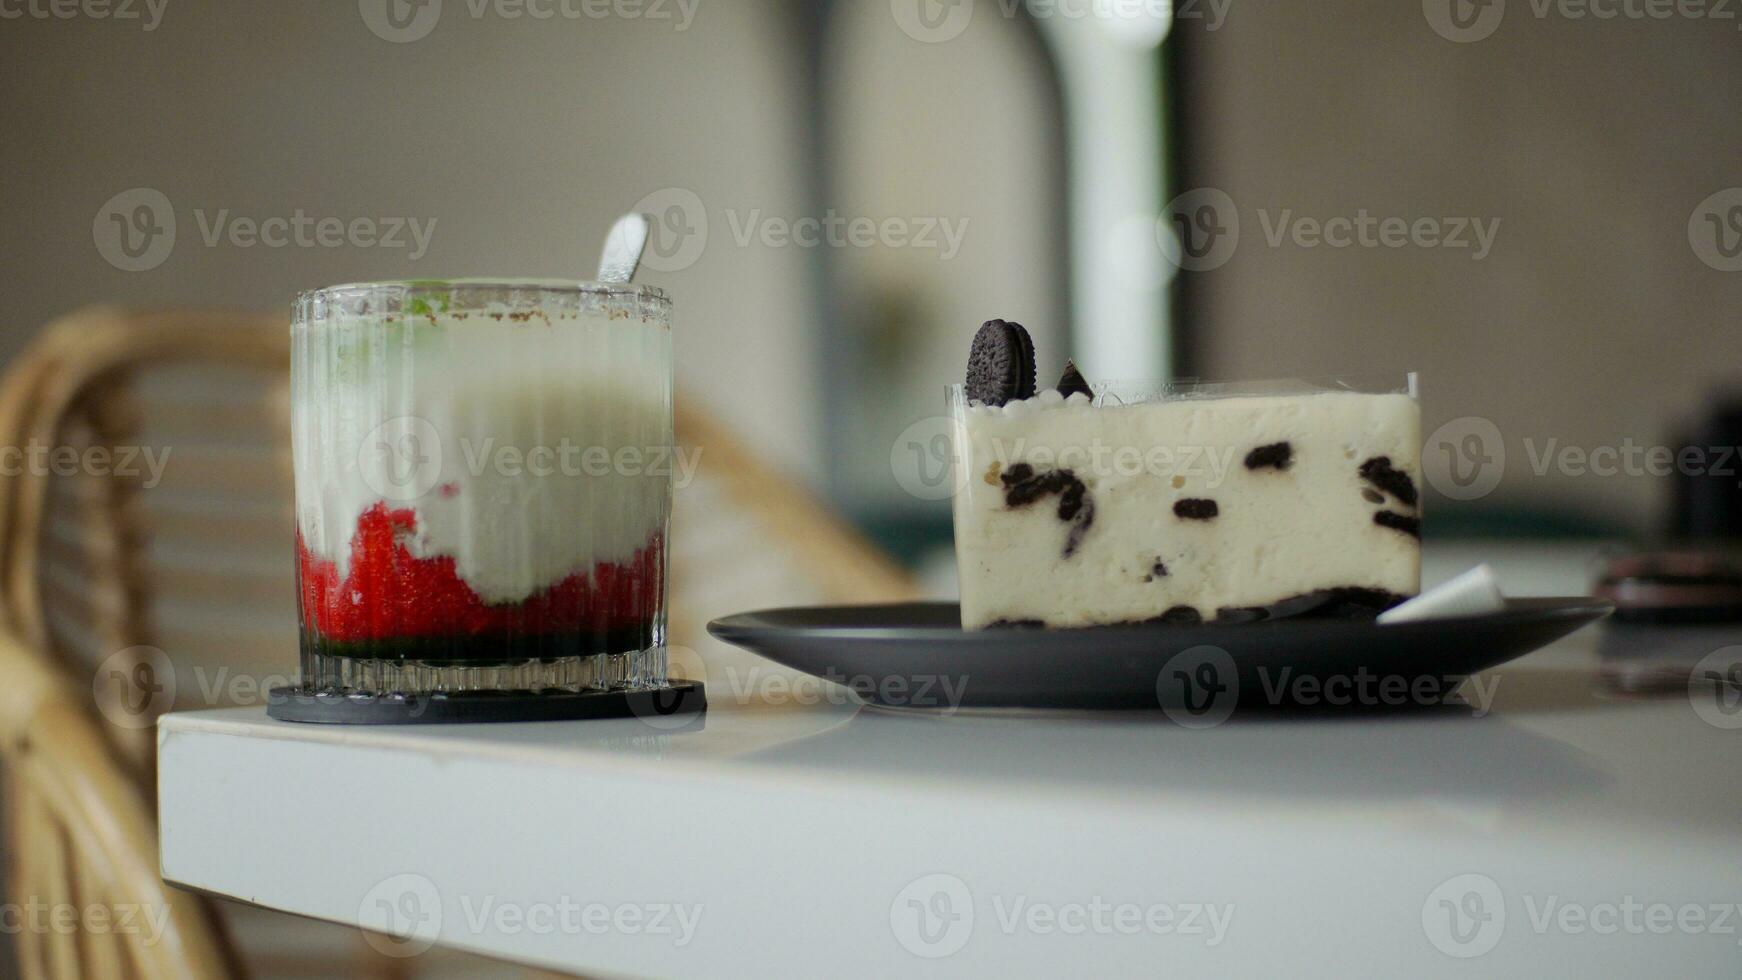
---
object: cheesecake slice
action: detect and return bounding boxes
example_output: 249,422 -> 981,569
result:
950,379 -> 1422,629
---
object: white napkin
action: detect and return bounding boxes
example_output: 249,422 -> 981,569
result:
1378,564 -> 1506,624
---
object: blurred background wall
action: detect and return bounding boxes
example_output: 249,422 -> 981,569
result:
0,0 -> 1074,505
1173,0 -> 1742,537
2,0 -> 825,480
3,0 -> 1740,562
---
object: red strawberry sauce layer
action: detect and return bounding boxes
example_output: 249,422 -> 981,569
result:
297,501 -> 663,644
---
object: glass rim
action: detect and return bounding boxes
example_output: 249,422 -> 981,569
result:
294,277 -> 669,312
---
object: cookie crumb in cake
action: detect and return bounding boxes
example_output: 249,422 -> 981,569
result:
1244,442 -> 1294,471
1000,464 -> 1095,558
1374,510 -> 1421,538
1174,498 -> 1220,521
1359,456 -> 1419,508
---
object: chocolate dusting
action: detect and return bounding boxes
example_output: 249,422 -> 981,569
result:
1373,511 -> 1421,539
1359,456 -> 1418,508
1142,559 -> 1169,583
1244,442 -> 1294,471
1000,463 -> 1096,558
1173,498 -> 1220,521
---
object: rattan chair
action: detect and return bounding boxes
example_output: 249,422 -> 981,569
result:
667,406 -> 918,688
0,305 -> 916,978
0,626 -> 233,980
0,308 -> 291,784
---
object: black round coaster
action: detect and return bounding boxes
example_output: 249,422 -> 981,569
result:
266,681 -> 706,726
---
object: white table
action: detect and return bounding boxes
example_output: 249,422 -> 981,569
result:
158,543 -> 1742,977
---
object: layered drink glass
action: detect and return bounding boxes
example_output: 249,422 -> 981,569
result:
291,280 -> 672,695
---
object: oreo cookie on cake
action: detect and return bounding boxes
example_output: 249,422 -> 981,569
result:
965,319 -> 1038,407
950,329 -> 1422,629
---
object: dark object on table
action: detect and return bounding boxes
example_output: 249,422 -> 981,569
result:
1670,395 -> 1742,539
1594,551 -> 1742,624
1594,550 -> 1742,694
1598,621 -> 1742,695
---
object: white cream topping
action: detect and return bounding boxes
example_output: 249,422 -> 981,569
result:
292,310 -> 671,604
951,388 -> 1422,628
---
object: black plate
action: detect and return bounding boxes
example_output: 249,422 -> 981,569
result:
707,599 -> 1612,711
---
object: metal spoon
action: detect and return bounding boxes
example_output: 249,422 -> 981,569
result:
597,212 -> 652,284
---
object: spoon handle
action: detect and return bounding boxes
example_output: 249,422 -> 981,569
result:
597,212 -> 652,284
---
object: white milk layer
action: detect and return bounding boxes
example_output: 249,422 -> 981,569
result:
951,389 -> 1422,628
292,309 -> 672,604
